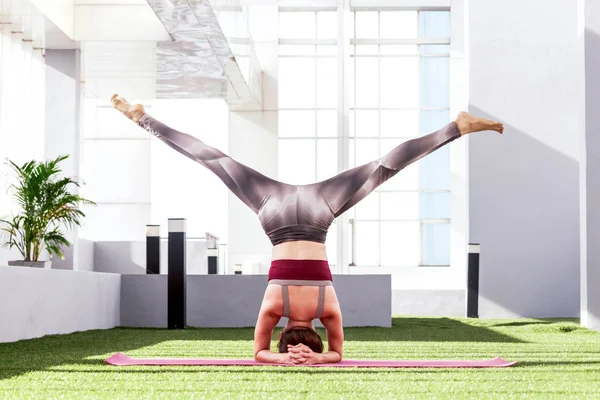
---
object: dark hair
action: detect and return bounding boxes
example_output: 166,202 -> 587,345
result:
277,327 -> 324,353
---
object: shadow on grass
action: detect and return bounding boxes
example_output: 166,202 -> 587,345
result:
0,328 -> 168,382
340,317 -> 524,343
518,361 -> 600,367
0,317 -> 521,381
488,320 -> 558,328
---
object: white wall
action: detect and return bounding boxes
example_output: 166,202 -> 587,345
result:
0,266 -> 120,343
93,239 -> 208,275
468,0 -> 580,318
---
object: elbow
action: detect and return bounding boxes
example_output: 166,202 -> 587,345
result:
254,350 -> 266,363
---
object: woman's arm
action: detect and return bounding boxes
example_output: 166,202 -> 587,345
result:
321,311 -> 344,362
253,303 -> 290,363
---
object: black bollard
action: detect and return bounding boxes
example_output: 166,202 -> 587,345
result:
168,218 -> 186,329
466,243 -> 480,318
206,232 -> 218,275
146,225 -> 160,274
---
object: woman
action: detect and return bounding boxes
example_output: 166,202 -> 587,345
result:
111,94 -> 503,365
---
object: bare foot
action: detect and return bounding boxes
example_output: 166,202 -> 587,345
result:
110,94 -> 145,124
455,112 -> 504,136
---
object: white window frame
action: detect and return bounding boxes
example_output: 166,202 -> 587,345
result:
276,1 -> 468,287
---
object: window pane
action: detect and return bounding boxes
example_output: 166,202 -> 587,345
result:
355,221 -> 379,265
317,45 -> 338,56
381,192 -> 419,220
420,56 -> 450,108
234,11 -> 247,37
420,146 -> 450,190
381,221 -> 420,266
355,110 -> 379,137
355,57 -> 379,108
279,45 -> 315,56
217,11 -> 236,37
355,138 -> 378,166
317,139 -> 338,182
278,139 -> 316,184
349,138 -> 355,167
419,11 -> 450,39
326,222 -> 337,266
422,223 -> 450,265
380,45 -> 417,56
317,110 -> 337,137
420,110 -> 450,135
420,45 -> 450,56
279,58 -> 315,108
380,57 -> 418,108
348,59 -> 355,109
317,58 -> 338,108
380,110 -> 418,138
278,111 -> 315,138
420,192 -> 451,219
317,11 -> 337,39
355,192 -> 379,220
380,162 -> 419,191
380,11 -> 417,39
279,12 -> 315,39
237,56 -> 250,83
355,45 -> 378,55
355,11 -> 378,39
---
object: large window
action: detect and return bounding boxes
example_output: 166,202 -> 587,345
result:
277,8 -> 451,268
349,10 -> 451,267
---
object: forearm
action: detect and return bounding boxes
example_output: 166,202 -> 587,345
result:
254,350 -> 288,364
317,351 -> 342,364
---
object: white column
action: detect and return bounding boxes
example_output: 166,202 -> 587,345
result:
581,0 -> 600,331
45,49 -> 81,270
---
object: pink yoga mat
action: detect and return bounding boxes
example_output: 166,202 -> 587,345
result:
105,352 -> 517,368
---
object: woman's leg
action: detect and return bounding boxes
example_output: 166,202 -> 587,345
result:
318,112 -> 503,218
111,94 -> 279,213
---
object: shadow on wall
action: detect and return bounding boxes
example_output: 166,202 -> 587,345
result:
94,241 -> 146,274
468,106 -> 580,318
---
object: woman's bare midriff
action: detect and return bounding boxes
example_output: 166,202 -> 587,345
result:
269,240 -> 338,323
271,240 -> 328,261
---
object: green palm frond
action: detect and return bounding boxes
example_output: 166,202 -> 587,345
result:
0,155 -> 95,262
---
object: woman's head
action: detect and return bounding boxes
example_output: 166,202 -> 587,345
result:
277,326 -> 324,353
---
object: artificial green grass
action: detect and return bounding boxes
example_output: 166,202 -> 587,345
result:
1,317 -> 599,399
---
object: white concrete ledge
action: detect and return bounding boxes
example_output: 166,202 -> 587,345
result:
0,266 -> 121,343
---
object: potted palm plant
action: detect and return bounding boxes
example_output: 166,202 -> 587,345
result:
0,155 -> 95,268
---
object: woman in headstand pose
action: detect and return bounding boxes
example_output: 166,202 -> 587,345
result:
111,94 -> 503,365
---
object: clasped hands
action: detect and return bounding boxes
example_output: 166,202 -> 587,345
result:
285,343 -> 321,365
